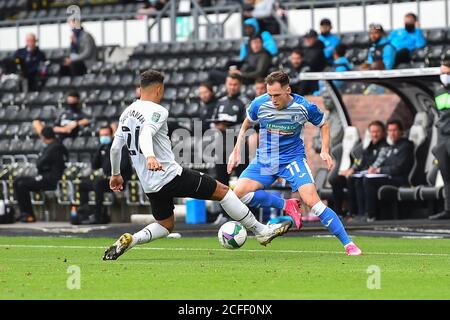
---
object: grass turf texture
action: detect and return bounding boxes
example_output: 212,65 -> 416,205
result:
1,236 -> 450,299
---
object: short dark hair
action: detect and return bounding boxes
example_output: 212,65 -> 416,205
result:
265,70 -> 290,87
304,29 -> 318,39
250,35 -> 262,42
369,23 -> 385,33
368,120 -> 386,133
100,125 -> 113,135
387,119 -> 404,131
441,60 -> 450,68
227,73 -> 242,83
320,18 -> 332,26
334,44 -> 347,57
140,69 -> 164,88
67,90 -> 80,99
199,81 -> 214,93
255,77 -> 265,84
291,48 -> 303,56
405,12 -> 417,21
41,126 -> 55,139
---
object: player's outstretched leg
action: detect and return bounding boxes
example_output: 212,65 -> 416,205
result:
214,183 -> 292,246
103,218 -> 171,260
299,184 -> 362,256
234,179 -> 303,229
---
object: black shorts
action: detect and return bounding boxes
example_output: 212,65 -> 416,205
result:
146,168 -> 218,221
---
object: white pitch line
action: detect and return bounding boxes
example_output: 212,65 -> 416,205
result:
1,244 -> 450,257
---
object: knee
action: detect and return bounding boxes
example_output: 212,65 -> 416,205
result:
233,185 -> 247,199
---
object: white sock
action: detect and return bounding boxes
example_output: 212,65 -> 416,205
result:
239,192 -> 254,205
220,190 -> 267,235
131,223 -> 169,246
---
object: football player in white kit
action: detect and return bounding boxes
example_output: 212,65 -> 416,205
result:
103,70 -> 292,260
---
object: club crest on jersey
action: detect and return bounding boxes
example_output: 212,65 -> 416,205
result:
152,112 -> 161,122
291,114 -> 301,122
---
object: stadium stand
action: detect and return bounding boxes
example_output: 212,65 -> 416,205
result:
0,0 -> 448,223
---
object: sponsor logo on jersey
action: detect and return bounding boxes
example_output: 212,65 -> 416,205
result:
152,112 -> 161,122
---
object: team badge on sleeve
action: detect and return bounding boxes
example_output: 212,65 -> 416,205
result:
151,112 -> 161,122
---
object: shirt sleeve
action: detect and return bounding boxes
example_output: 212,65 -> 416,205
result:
142,109 -> 169,135
307,101 -> 326,127
246,99 -> 260,122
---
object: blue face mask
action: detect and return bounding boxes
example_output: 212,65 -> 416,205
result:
99,136 -> 112,145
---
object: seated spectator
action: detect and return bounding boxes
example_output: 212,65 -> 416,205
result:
77,125 -> 132,225
359,119 -> 414,221
61,18 -> 97,76
312,92 -> 344,154
332,44 -> 352,89
286,48 -> 308,94
211,36 -> 272,85
138,0 -> 168,14
232,36 -> 272,84
240,18 -> 278,61
198,82 -> 218,134
296,29 -> 327,95
14,127 -> 68,223
243,0 -> 281,35
32,90 -> 90,141
254,77 -> 267,97
388,13 -> 426,67
364,23 -> 396,70
328,121 -> 387,219
319,18 -> 341,65
13,33 -> 47,92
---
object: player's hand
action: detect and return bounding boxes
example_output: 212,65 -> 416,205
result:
147,156 -> 163,171
109,174 -> 124,192
227,149 -> 241,174
320,152 -> 334,171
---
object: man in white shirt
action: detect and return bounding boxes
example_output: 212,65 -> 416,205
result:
103,70 -> 291,260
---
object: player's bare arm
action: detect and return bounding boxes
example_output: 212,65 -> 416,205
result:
319,121 -> 333,170
227,117 -> 251,174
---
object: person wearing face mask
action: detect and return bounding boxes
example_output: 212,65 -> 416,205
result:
33,91 -> 90,141
13,33 -> 47,92
318,18 -> 341,65
13,127 -> 68,223
388,13 -> 426,67
61,18 -> 97,76
77,125 -> 132,225
429,60 -> 450,220
198,82 -> 218,134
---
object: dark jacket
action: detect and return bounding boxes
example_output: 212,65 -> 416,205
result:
13,46 -> 46,77
213,94 -> 246,129
352,139 -> 388,171
70,28 -> 97,69
92,143 -> 132,181
53,107 -> 89,140
199,97 -> 218,133
302,40 -> 327,72
36,140 -> 68,185
379,138 -> 414,183
240,49 -> 272,82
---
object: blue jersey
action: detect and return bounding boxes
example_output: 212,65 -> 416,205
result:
247,93 -> 325,164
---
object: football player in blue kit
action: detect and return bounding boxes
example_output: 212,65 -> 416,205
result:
227,70 -> 362,255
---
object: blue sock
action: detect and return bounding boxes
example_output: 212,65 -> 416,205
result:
315,205 -> 351,246
248,190 -> 285,209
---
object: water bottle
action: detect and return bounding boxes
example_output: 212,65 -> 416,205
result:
70,205 -> 78,225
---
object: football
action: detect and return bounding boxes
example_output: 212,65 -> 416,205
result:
218,221 -> 247,249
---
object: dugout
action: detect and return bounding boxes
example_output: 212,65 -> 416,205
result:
302,67 -> 444,219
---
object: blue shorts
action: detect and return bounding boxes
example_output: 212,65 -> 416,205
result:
239,157 -> 315,191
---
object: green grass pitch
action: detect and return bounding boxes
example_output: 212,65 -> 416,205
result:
1,236 -> 450,300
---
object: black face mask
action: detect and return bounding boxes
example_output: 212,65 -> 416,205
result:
67,103 -> 80,112
405,23 -> 415,32
321,31 -> 330,36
